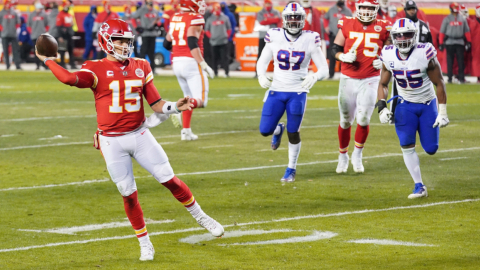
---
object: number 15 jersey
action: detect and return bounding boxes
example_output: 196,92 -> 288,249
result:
265,28 -> 321,93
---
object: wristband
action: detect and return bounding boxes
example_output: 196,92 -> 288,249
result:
438,104 -> 447,115
162,101 -> 180,115
375,99 -> 387,113
44,58 -> 53,64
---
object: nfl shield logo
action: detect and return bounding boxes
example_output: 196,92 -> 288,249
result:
389,62 -> 394,68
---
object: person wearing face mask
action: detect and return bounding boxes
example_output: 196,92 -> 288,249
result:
46,2 -> 59,38
56,0 -> 76,69
83,6 -> 97,60
205,4 -> 231,77
325,0 -> 352,79
132,0 -> 161,73
395,0 -> 427,22
0,0 -> 22,70
255,0 -> 281,77
28,1 -> 49,69
469,4 -> 480,83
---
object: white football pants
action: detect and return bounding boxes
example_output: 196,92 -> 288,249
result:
338,74 -> 379,129
172,57 -> 209,107
99,127 -> 175,197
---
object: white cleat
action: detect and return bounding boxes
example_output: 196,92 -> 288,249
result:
181,129 -> 198,141
351,152 -> 364,173
196,214 -> 224,237
408,184 -> 428,199
170,113 -> 182,128
336,153 -> 349,174
139,241 -> 155,261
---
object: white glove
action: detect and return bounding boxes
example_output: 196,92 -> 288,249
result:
301,73 -> 319,90
433,104 -> 449,128
142,112 -> 170,129
338,51 -> 356,63
199,61 -> 215,79
379,108 -> 393,124
372,58 -> 382,69
258,74 -> 272,89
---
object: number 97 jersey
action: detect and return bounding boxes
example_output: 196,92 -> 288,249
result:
266,28 -> 321,93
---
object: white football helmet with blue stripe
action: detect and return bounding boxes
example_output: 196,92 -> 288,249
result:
282,2 -> 306,34
391,18 -> 418,54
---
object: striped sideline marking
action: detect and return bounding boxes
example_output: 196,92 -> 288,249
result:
1,199 -> 477,253
347,239 -> 436,247
2,146 -> 479,192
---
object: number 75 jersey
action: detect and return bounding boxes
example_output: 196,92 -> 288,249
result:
265,28 -> 321,93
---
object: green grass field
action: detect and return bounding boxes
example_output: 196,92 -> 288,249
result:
0,71 -> 479,269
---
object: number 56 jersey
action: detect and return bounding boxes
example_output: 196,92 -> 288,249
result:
380,43 -> 437,103
266,28 -> 321,93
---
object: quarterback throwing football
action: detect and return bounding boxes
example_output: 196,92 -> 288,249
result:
377,18 -> 449,199
36,19 -> 223,261
256,2 -> 328,182
332,0 -> 392,174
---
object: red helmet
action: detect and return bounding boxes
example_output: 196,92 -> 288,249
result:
356,0 -> 380,22
98,19 -> 135,61
179,0 -> 206,15
450,2 -> 459,12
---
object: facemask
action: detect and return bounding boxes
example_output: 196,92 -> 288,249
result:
35,3 -> 44,11
337,1 -> 345,7
214,10 -> 221,16
266,6 -> 272,12
405,10 -> 418,22
388,11 -> 396,18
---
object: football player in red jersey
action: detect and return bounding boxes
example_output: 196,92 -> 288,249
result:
331,0 -> 392,173
163,0 -> 215,141
36,19 -> 224,261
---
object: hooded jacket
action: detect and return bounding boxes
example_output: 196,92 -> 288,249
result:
220,2 -> 236,41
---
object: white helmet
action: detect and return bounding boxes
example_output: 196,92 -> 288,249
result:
391,18 -> 418,54
282,2 -> 306,34
356,0 -> 380,22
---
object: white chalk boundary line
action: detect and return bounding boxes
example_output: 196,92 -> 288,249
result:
347,239 -> 436,247
179,229 -> 295,244
2,146 -> 480,192
1,199 -> 477,253
220,231 -> 338,246
439,157 -> 468,161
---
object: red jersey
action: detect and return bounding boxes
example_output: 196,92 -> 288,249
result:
169,12 -> 205,58
56,11 -> 74,27
338,16 -> 392,79
162,9 -> 177,32
95,11 -> 120,24
79,58 -> 161,135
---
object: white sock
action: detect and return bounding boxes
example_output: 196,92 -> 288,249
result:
352,146 -> 364,157
273,125 -> 281,135
183,128 -> 192,133
138,234 -> 151,245
288,142 -> 301,169
186,201 -> 204,220
401,147 -> 423,184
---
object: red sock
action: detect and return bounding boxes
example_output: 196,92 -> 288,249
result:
182,110 -> 193,129
338,125 -> 351,153
354,124 -> 369,149
122,191 -> 147,238
189,98 -> 200,109
162,176 -> 196,207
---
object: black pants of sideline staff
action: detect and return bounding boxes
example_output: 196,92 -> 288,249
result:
140,36 -> 156,73
212,44 -> 229,77
327,33 -> 337,79
1,37 -> 21,69
446,44 -> 465,83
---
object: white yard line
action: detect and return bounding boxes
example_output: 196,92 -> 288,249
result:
0,179 -> 110,192
179,229 -> 295,244
220,231 -> 338,246
1,199 -> 476,253
347,239 -> 436,247
439,157 -> 468,161
1,115 -> 96,122
0,134 -> 16,138
314,151 -> 340,155
199,145 -> 234,149
0,142 -> 92,151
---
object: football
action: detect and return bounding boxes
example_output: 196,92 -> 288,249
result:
36,33 -> 58,57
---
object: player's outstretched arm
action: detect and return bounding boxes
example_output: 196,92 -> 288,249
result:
376,63 -> 393,124
428,57 -> 449,128
256,43 -> 273,89
150,97 -> 193,115
35,49 -> 94,88
187,25 -> 214,79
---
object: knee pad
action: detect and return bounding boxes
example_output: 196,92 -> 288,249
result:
152,161 -> 175,183
107,162 -> 136,196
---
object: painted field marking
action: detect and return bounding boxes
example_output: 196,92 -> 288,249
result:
1,115 -> 96,122
18,219 -> 175,235
179,229 -> 295,244
256,148 -> 287,152
347,239 -> 436,247
314,151 -> 339,155
0,134 -> 16,138
439,157 -> 468,161
38,135 -> 66,141
307,95 -> 338,100
2,146 -> 479,191
0,198 -> 477,253
234,116 -> 260,119
220,231 -> 338,246
199,145 -> 234,149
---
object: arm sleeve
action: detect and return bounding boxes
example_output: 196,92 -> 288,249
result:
256,42 -> 273,76
439,19 -> 447,34
256,10 -> 264,22
45,60 -> 95,88
311,43 -> 329,81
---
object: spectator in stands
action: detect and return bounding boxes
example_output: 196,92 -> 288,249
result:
396,0 -> 427,22
132,0 -> 161,73
29,1 -> 49,69
255,0 -> 281,77
405,0 -> 431,43
46,2 -> 58,38
439,2 -> 472,84
56,0 -> 76,69
0,0 -> 21,70
325,0 -> 352,79
378,0 -> 396,23
83,6 -> 97,60
469,4 -> 480,83
18,17 -> 33,64
205,4 -> 231,77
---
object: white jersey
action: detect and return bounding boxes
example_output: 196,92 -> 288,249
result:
265,28 -> 321,93
380,42 -> 437,103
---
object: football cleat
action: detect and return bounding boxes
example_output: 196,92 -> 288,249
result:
271,123 -> 285,150
281,168 -> 296,182
351,151 -> 364,173
181,129 -> 198,141
336,153 -> 349,173
196,214 -> 224,237
408,183 -> 428,199
170,113 -> 182,128
139,241 -> 155,261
